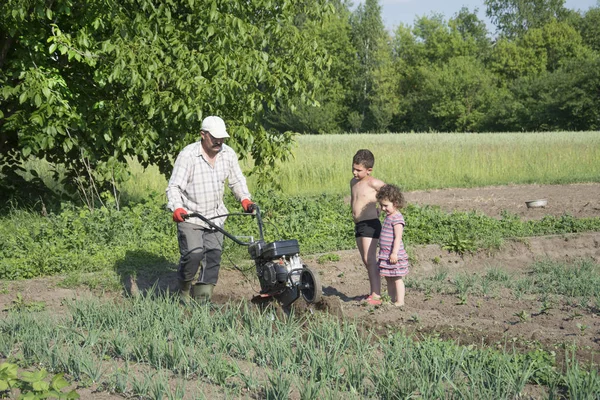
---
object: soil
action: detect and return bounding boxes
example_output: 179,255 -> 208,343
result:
2,183 -> 600,377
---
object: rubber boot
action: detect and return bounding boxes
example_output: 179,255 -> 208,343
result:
191,283 -> 214,305
179,280 -> 193,306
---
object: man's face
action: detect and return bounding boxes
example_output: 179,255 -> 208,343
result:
201,130 -> 225,153
352,163 -> 371,180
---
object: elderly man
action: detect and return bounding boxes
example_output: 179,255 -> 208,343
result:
166,116 -> 255,304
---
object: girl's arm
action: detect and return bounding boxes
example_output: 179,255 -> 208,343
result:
389,223 -> 404,264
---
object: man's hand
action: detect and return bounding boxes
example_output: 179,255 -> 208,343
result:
241,199 -> 256,213
172,208 -> 188,223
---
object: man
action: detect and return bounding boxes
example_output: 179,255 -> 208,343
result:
166,116 -> 255,304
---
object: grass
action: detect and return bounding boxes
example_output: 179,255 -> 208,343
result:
1,293 -> 599,399
240,131 -> 600,196
18,131 -> 600,201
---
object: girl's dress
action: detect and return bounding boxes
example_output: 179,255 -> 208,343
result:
378,212 -> 409,277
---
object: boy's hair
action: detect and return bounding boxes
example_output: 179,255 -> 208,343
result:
353,149 -> 375,169
376,184 -> 406,209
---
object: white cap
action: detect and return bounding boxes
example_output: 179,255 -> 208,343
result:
201,116 -> 229,138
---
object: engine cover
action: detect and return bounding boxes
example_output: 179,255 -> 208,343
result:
257,261 -> 289,292
249,240 -> 300,260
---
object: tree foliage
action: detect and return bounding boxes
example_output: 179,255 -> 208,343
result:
485,0 -> 569,38
0,0 -> 333,202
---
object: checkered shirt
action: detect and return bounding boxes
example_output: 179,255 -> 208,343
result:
166,141 -> 251,228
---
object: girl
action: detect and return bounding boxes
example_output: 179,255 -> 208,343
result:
376,184 -> 408,306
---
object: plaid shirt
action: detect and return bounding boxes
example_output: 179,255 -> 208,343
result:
166,141 -> 251,228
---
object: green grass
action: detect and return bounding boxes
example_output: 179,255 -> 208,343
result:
1,293 -> 598,399
242,131 -> 600,196
19,131 -> 600,201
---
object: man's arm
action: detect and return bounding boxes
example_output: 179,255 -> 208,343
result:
227,153 -> 251,202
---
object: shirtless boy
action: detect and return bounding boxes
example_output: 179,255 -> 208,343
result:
350,149 -> 385,305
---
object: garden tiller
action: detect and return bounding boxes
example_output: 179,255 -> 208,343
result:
183,205 -> 322,308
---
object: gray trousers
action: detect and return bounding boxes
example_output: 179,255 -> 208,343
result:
177,222 -> 224,285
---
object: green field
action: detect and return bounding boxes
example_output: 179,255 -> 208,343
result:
121,131 -> 600,200
265,131 -> 600,196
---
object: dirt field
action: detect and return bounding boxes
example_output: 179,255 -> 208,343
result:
2,183 -> 600,368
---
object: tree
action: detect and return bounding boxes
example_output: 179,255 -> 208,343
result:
263,0 -> 357,134
418,56 -> 499,132
0,0 -> 334,204
488,35 -> 547,80
449,7 -> 492,58
511,54 -> 600,131
349,0 -> 389,131
369,33 -> 400,132
485,0 -> 569,38
576,6 -> 600,52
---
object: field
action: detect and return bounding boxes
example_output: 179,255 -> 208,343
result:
119,131 -> 600,201
2,132 -> 600,398
264,131 -> 600,195
1,183 -> 600,398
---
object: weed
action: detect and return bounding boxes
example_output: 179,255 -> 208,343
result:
456,293 -> 468,305
380,292 -> 392,303
576,323 -> 588,336
443,231 -> 476,255
514,310 -> 530,322
539,296 -> 555,315
317,253 -> 340,264
7,293 -> 46,312
0,362 -> 79,399
424,288 -> 433,301
569,311 -> 584,320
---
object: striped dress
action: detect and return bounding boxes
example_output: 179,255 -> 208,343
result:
378,212 -> 409,277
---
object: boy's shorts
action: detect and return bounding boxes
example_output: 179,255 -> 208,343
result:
354,218 -> 382,238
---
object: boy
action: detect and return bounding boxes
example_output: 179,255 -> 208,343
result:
350,149 -> 385,305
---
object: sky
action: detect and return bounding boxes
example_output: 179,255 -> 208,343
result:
377,0 -> 599,32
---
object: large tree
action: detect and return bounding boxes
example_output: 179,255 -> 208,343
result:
0,0 -> 333,202
485,0 -> 569,38
263,0 -> 357,134
349,0 -> 391,132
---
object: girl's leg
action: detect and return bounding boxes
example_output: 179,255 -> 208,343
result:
387,276 -> 405,306
394,277 -> 405,306
385,276 -> 396,303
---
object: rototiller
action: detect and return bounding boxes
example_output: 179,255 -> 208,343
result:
183,205 -> 322,308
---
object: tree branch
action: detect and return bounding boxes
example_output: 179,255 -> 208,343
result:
0,33 -> 14,70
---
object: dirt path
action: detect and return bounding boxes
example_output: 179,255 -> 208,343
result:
2,183 -> 599,366
405,182 -> 600,220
